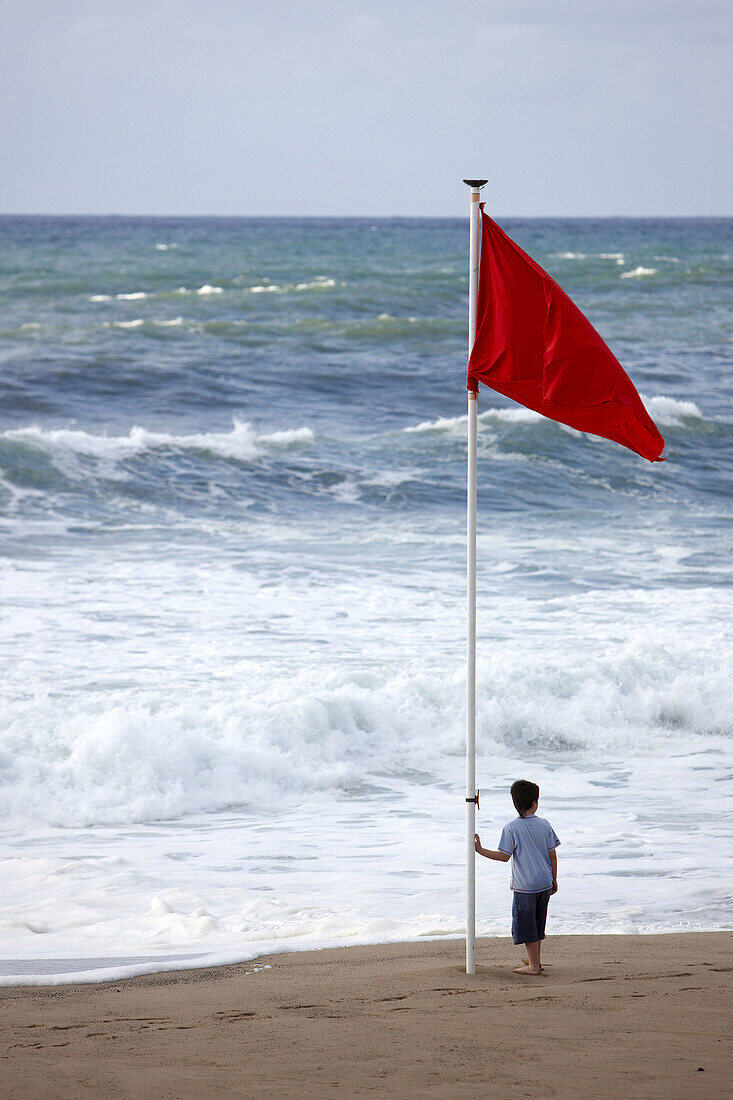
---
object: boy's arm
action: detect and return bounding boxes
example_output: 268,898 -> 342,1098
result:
550,848 -> 558,893
474,834 -> 511,862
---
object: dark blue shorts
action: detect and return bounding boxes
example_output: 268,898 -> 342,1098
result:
511,889 -> 551,945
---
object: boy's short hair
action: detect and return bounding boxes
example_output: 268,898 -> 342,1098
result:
511,779 -> 540,817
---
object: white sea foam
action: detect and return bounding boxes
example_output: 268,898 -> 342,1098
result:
155,243 -> 178,251
363,470 -> 415,489
88,291 -> 150,303
102,318 -> 186,330
554,252 -> 625,264
95,286 -> 220,300
406,396 -> 702,437
1,550 -> 728,828
2,420 -> 315,466
641,395 -> 703,427
405,407 -> 541,434
259,427 -> 315,446
251,276 -> 337,294
327,477 -> 361,503
0,566 -> 730,976
620,266 -> 658,279
296,277 -> 336,290
0,636 -> 726,823
0,525 -> 730,977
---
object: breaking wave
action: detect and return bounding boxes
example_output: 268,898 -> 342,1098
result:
89,285 -> 224,302
405,396 -> 705,435
405,407 -> 541,434
2,420 -> 315,465
0,628 -> 729,826
620,266 -> 658,279
250,276 -> 339,294
640,395 -> 703,427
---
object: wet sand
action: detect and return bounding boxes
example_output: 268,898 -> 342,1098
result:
0,933 -> 730,1098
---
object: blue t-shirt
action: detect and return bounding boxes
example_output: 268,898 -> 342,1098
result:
498,814 -> 560,893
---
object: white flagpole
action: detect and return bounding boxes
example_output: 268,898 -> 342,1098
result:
463,178 -> 487,975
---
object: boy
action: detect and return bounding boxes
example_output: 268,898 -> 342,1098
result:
474,779 -> 559,977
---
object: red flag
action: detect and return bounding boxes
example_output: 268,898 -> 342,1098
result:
467,210 -> 665,462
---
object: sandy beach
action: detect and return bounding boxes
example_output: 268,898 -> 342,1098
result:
0,933 -> 729,1098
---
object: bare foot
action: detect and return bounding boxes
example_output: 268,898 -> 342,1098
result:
512,964 -> 543,976
522,956 -> 544,971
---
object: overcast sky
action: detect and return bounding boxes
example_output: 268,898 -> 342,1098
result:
2,0 -> 731,216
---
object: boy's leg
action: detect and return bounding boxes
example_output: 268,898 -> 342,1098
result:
522,890 -> 550,970
513,941 -> 541,976
524,945 -> 544,969
536,889 -> 550,971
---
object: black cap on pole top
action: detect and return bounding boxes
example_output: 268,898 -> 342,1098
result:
463,179 -> 488,188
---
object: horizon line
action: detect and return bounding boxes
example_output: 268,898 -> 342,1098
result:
1,211 -> 731,220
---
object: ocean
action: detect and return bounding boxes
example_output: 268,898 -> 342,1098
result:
1,215 -> 731,983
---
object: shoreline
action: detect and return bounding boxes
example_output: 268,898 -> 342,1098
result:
2,925 -> 731,988
1,932 -> 730,1098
